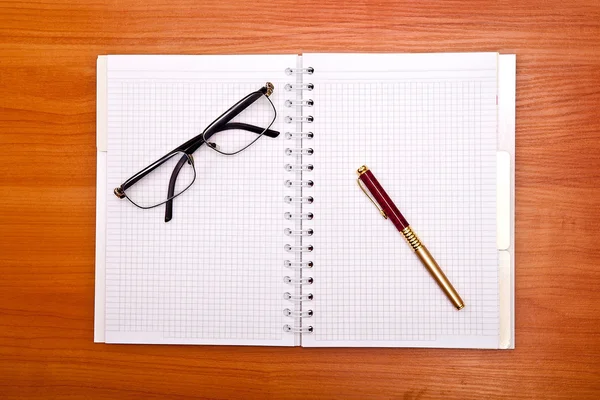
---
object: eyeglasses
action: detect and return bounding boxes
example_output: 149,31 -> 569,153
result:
114,82 -> 279,222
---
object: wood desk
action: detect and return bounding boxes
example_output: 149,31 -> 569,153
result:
1,0 -> 599,398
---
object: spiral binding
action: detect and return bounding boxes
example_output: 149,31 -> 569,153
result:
284,260 -> 313,269
285,244 -> 314,252
284,196 -> 314,204
284,292 -> 313,301
285,164 -> 313,171
284,228 -> 314,236
285,67 -> 314,75
285,131 -> 314,139
285,148 -> 314,155
285,115 -> 314,123
283,325 -> 314,333
283,276 -> 314,285
285,180 -> 314,188
283,64 -> 315,336
285,99 -> 314,107
285,83 -> 314,91
284,212 -> 313,220
283,308 -> 313,317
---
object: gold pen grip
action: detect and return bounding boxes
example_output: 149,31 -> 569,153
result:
401,226 -> 422,251
401,226 -> 464,310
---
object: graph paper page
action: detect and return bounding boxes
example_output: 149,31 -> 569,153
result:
302,53 -> 499,348
103,55 -> 295,345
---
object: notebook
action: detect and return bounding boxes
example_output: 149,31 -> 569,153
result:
95,53 -> 515,348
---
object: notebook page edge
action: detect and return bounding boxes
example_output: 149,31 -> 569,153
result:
94,55 -> 108,342
498,54 -> 516,349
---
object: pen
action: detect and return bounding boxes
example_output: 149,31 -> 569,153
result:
357,165 -> 465,310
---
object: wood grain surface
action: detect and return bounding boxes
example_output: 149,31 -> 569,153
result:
1,0 -> 599,398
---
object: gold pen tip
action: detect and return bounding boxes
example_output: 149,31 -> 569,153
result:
357,165 -> 369,175
456,303 -> 465,310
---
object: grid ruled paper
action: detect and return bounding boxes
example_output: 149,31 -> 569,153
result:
103,55 -> 296,345
302,53 -> 499,348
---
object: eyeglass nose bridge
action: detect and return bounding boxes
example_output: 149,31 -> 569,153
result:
205,141 -> 221,152
186,153 -> 195,165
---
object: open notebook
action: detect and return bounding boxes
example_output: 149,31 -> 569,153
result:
95,53 -> 515,348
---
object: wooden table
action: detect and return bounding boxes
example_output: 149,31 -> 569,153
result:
1,0 -> 599,398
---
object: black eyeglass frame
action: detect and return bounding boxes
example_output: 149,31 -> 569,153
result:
114,82 -> 279,222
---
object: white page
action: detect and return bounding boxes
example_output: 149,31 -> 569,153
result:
302,53 -> 499,348
103,55 -> 296,345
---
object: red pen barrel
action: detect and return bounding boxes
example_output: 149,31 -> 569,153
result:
358,167 -> 409,231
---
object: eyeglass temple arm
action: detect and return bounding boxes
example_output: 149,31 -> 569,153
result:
163,120 -> 281,222
163,119 -> 227,222
167,86 -> 270,155
163,155 -> 190,222
183,123 -> 279,154
163,88 -> 276,222
219,122 -> 279,137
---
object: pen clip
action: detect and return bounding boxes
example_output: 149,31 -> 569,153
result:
357,178 -> 387,219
